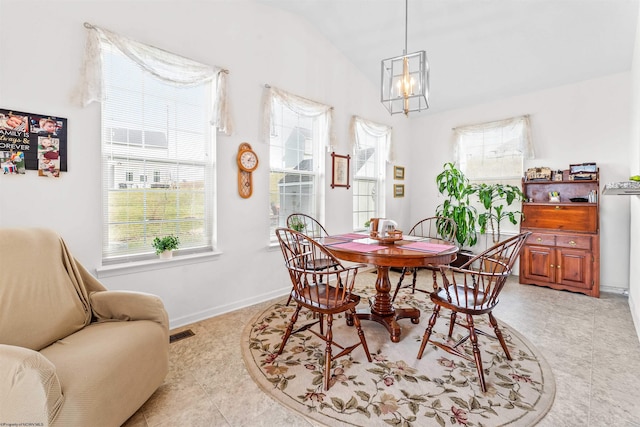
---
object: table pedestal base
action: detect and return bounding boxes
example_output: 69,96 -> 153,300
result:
355,307 -> 420,343
347,265 -> 421,342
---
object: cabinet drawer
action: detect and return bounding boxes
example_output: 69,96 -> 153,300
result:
556,235 -> 591,250
522,205 -> 598,233
527,233 -> 555,246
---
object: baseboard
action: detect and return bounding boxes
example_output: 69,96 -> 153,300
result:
169,286 -> 290,330
600,285 -> 630,295
629,292 -> 640,345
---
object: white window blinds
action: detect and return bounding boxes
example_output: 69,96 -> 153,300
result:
265,87 -> 331,242
81,26 -> 218,262
350,116 -> 391,229
453,115 -> 534,182
75,23 -> 232,135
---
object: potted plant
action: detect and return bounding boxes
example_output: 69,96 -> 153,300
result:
474,183 -> 525,244
289,216 -> 306,232
152,234 -> 180,259
435,162 -> 478,252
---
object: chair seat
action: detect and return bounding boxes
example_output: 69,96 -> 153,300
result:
306,259 -> 340,271
432,285 -> 488,310
293,284 -> 360,310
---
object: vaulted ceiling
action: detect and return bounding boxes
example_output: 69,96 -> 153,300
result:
256,0 -> 639,115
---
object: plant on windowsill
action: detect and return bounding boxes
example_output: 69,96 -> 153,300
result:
473,182 -> 525,244
152,234 -> 180,259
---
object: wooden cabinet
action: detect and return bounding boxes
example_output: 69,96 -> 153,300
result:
519,170 -> 600,297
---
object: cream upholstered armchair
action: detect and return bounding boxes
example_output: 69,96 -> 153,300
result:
0,228 -> 169,426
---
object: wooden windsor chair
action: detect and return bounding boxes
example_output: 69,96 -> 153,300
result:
391,216 -> 457,302
417,231 -> 531,392
284,213 -> 339,305
275,228 -> 372,391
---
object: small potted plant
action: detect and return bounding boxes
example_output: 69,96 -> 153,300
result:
152,234 -> 180,259
289,217 -> 306,232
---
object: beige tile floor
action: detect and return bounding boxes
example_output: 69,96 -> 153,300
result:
123,272 -> 640,427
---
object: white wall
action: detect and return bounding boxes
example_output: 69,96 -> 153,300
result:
628,6 -> 640,342
406,73 -> 632,292
0,0 -> 410,328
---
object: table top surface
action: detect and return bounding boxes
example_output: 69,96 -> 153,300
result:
319,233 -> 458,268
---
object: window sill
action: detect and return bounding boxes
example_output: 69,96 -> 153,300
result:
95,250 -> 222,278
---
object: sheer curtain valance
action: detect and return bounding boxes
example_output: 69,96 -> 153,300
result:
75,23 -> 232,135
349,116 -> 394,162
452,115 -> 535,163
262,86 -> 334,151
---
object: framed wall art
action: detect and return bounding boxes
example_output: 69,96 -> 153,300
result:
0,108 -> 68,178
331,152 -> 350,189
394,165 -> 405,180
394,184 -> 405,198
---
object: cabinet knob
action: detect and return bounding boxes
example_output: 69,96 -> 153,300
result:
555,206 -> 561,210
557,265 -> 561,269
569,240 -> 576,246
550,264 -> 554,268
536,237 -> 542,242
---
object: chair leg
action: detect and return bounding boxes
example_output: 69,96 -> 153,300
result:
278,305 -> 302,356
488,312 -> 512,360
467,314 -> 486,392
285,293 -> 292,306
417,305 -> 441,359
351,309 -> 372,362
411,267 -> 418,294
431,269 -> 438,292
448,312 -> 457,337
324,314 -> 334,391
391,267 -> 407,302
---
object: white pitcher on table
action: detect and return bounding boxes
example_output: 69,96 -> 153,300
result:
377,219 -> 398,238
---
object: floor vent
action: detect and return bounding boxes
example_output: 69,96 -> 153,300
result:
169,329 -> 195,343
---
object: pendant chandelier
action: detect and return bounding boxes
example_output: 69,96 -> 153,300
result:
380,0 -> 430,116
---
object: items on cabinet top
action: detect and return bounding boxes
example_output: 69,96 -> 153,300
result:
522,165 -> 599,205
525,163 -> 598,182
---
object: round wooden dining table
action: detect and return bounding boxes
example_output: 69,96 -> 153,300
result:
321,234 -> 458,343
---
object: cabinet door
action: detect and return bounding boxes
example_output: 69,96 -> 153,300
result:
521,245 -> 555,283
556,247 -> 593,290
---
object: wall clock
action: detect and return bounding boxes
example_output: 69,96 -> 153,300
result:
237,142 -> 258,198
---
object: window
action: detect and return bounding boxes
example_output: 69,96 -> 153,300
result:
351,116 -> 390,230
266,87 -> 332,242
99,37 -> 215,262
453,115 -> 535,234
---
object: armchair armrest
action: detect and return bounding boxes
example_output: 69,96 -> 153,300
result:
0,344 -> 63,425
89,291 -> 169,330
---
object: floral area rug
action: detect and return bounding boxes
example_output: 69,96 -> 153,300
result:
241,272 -> 555,426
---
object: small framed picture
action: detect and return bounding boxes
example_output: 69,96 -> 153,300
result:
394,165 -> 405,180
394,184 -> 405,198
331,152 -> 350,189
